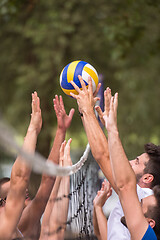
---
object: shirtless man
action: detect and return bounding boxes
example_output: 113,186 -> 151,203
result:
0,91 -> 41,240
0,94 -> 74,239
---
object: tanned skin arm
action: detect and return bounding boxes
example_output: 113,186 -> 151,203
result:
104,92 -> 149,240
93,179 -> 112,240
47,139 -> 72,240
0,92 -> 41,240
18,95 -> 74,238
70,76 -> 117,192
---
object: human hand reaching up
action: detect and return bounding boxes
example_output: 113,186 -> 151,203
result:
70,75 -> 101,115
103,91 -> 118,133
95,87 -> 112,126
28,91 -> 42,135
93,179 -> 112,208
53,95 -> 75,131
59,138 -> 72,167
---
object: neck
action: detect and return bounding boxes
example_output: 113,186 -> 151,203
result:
138,182 -> 151,189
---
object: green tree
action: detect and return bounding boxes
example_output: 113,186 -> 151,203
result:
0,0 -> 160,161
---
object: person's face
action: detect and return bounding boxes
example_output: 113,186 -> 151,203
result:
130,153 -> 149,177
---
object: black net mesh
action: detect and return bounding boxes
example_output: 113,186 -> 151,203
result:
50,151 -> 100,240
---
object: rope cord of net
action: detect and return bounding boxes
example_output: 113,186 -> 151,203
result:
0,120 -> 90,176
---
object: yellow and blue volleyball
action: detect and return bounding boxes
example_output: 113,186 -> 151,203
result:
60,60 -> 99,96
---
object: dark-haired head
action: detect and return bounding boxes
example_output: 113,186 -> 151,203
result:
121,185 -> 160,239
144,143 -> 160,188
0,177 -> 10,199
144,185 -> 160,239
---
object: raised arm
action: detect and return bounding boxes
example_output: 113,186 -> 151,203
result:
48,139 -> 72,240
70,76 -> 117,192
93,179 -> 112,240
39,176 -> 62,240
0,91 -> 41,240
104,92 -> 149,240
18,95 -> 74,238
40,139 -> 72,240
48,95 -> 75,164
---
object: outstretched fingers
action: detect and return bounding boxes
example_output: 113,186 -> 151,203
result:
79,75 -> 87,92
60,138 -> 73,167
105,182 -> 112,198
104,87 -> 112,116
110,96 -> 114,113
70,75 -> 88,98
53,95 -> 60,113
88,76 -> 93,95
64,138 -> 72,166
59,140 -> 66,166
31,93 -> 35,114
93,82 -> 101,97
70,80 -> 81,96
114,92 -> 118,114
68,108 -> 75,119
59,95 -> 65,112
95,105 -> 105,126
32,91 -> 39,113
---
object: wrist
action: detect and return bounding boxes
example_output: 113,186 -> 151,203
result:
27,126 -> 39,136
82,108 -> 95,117
56,127 -> 66,135
107,126 -> 119,135
93,201 -> 103,208
94,205 -> 103,213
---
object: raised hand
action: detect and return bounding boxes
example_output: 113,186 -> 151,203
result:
95,87 -> 112,126
103,92 -> 118,132
93,179 -> 112,208
28,91 -> 42,135
59,138 -> 72,167
53,95 -> 75,131
70,75 -> 101,114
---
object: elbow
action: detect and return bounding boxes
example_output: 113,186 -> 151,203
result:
11,169 -> 30,189
11,162 -> 31,182
115,178 -> 136,194
93,150 -> 109,165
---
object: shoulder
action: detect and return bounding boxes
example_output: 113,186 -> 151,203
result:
141,225 -> 157,240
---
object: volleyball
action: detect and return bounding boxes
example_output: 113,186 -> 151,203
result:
60,60 -> 99,96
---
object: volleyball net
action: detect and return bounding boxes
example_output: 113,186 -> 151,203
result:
0,118 -> 100,239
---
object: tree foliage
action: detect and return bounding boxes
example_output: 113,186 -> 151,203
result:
0,0 -> 160,159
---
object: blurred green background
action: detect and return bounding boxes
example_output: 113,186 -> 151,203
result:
0,0 -> 160,165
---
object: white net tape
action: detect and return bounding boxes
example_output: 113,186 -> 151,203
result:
0,120 -> 90,176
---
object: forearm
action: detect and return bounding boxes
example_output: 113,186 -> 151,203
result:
82,110 -> 117,191
19,128 -> 66,231
37,127 -> 66,207
48,128 -> 66,165
82,110 -> 109,161
93,207 -> 101,239
94,206 -> 107,240
108,130 -> 137,190
37,127 -> 66,201
11,128 -> 38,184
38,127 -> 66,205
49,176 -> 70,234
41,177 -> 62,225
24,126 -> 39,152
40,177 -> 62,239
